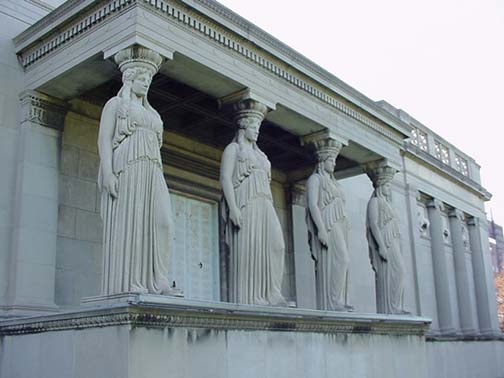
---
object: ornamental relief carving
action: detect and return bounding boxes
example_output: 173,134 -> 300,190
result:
417,205 -> 430,238
20,91 -> 68,129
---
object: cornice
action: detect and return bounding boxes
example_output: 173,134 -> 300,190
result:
180,0 -> 413,137
403,143 -> 491,201
0,295 -> 431,336
14,0 -> 409,146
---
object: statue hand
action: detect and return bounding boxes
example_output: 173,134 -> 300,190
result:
318,228 -> 329,248
103,172 -> 119,199
229,206 -> 242,228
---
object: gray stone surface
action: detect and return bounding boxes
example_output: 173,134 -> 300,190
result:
0,299 -> 430,378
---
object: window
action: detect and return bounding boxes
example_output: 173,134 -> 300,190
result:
411,128 -> 428,151
434,140 -> 450,165
455,154 -> 469,177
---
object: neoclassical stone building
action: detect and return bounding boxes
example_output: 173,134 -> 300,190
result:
0,1 -> 502,377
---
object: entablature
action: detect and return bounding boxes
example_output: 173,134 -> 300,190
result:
13,0 -> 411,167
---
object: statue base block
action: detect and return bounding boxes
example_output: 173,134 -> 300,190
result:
0,297 -> 431,378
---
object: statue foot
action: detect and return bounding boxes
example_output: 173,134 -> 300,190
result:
130,285 -> 148,294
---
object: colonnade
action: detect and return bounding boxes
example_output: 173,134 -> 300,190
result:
7,45 -> 501,339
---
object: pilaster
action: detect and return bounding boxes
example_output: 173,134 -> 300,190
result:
4,91 -> 68,317
448,209 -> 478,335
467,217 -> 502,336
289,183 -> 316,309
426,199 -> 456,335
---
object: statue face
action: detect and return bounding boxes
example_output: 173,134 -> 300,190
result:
244,121 -> 260,142
131,72 -> 151,98
381,182 -> 392,197
323,155 -> 336,173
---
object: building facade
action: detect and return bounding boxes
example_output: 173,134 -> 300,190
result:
0,1 -> 502,377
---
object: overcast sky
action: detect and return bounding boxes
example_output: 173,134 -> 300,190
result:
217,0 -> 504,224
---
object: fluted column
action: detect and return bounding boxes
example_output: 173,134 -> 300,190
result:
448,209 -> 478,335
5,91 -> 68,316
467,217 -> 501,336
427,199 -> 456,335
290,183 -> 316,309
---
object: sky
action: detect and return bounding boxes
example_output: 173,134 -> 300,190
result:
217,0 -> 504,224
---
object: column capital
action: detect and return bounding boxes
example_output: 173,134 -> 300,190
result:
467,216 -> 486,227
448,208 -> 464,221
113,44 -> 164,75
20,90 -> 68,130
218,88 -> 276,114
427,198 -> 445,212
364,159 -> 398,188
290,183 -> 307,207
301,129 -> 348,149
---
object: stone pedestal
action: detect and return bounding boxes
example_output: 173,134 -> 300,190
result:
0,296 -> 430,378
290,184 -> 316,309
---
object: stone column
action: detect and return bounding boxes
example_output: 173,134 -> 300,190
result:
290,183 -> 316,309
5,91 -> 67,316
426,199 -> 456,335
448,209 -> 478,335
467,217 -> 501,336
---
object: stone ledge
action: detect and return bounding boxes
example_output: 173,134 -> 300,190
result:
0,293 -> 431,337
426,334 -> 504,342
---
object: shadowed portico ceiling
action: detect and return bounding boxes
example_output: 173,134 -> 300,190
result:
80,72 -> 360,175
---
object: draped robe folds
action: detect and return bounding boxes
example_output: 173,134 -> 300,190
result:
366,195 -> 406,314
306,173 -> 350,311
99,98 -> 173,295
222,142 -> 286,306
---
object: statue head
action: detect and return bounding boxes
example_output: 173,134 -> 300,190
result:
314,139 -> 342,174
233,99 -> 267,145
113,46 -> 163,109
365,160 -> 397,200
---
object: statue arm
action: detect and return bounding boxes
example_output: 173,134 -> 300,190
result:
367,198 -> 387,261
220,143 -> 241,228
307,175 -> 328,247
98,98 -> 119,198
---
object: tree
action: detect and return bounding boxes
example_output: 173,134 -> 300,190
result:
494,270 -> 504,332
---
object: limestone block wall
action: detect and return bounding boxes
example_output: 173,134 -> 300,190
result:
56,108 -> 102,308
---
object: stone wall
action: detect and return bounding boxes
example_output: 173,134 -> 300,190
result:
56,107 -> 102,307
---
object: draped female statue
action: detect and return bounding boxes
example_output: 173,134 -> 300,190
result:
220,99 -> 286,306
306,138 -> 352,311
98,46 -> 176,295
366,163 -> 407,314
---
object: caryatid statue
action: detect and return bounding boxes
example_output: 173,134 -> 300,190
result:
305,136 -> 352,311
98,45 -> 178,296
365,161 -> 408,314
220,98 -> 287,306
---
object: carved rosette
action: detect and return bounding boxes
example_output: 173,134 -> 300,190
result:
20,91 -> 68,130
